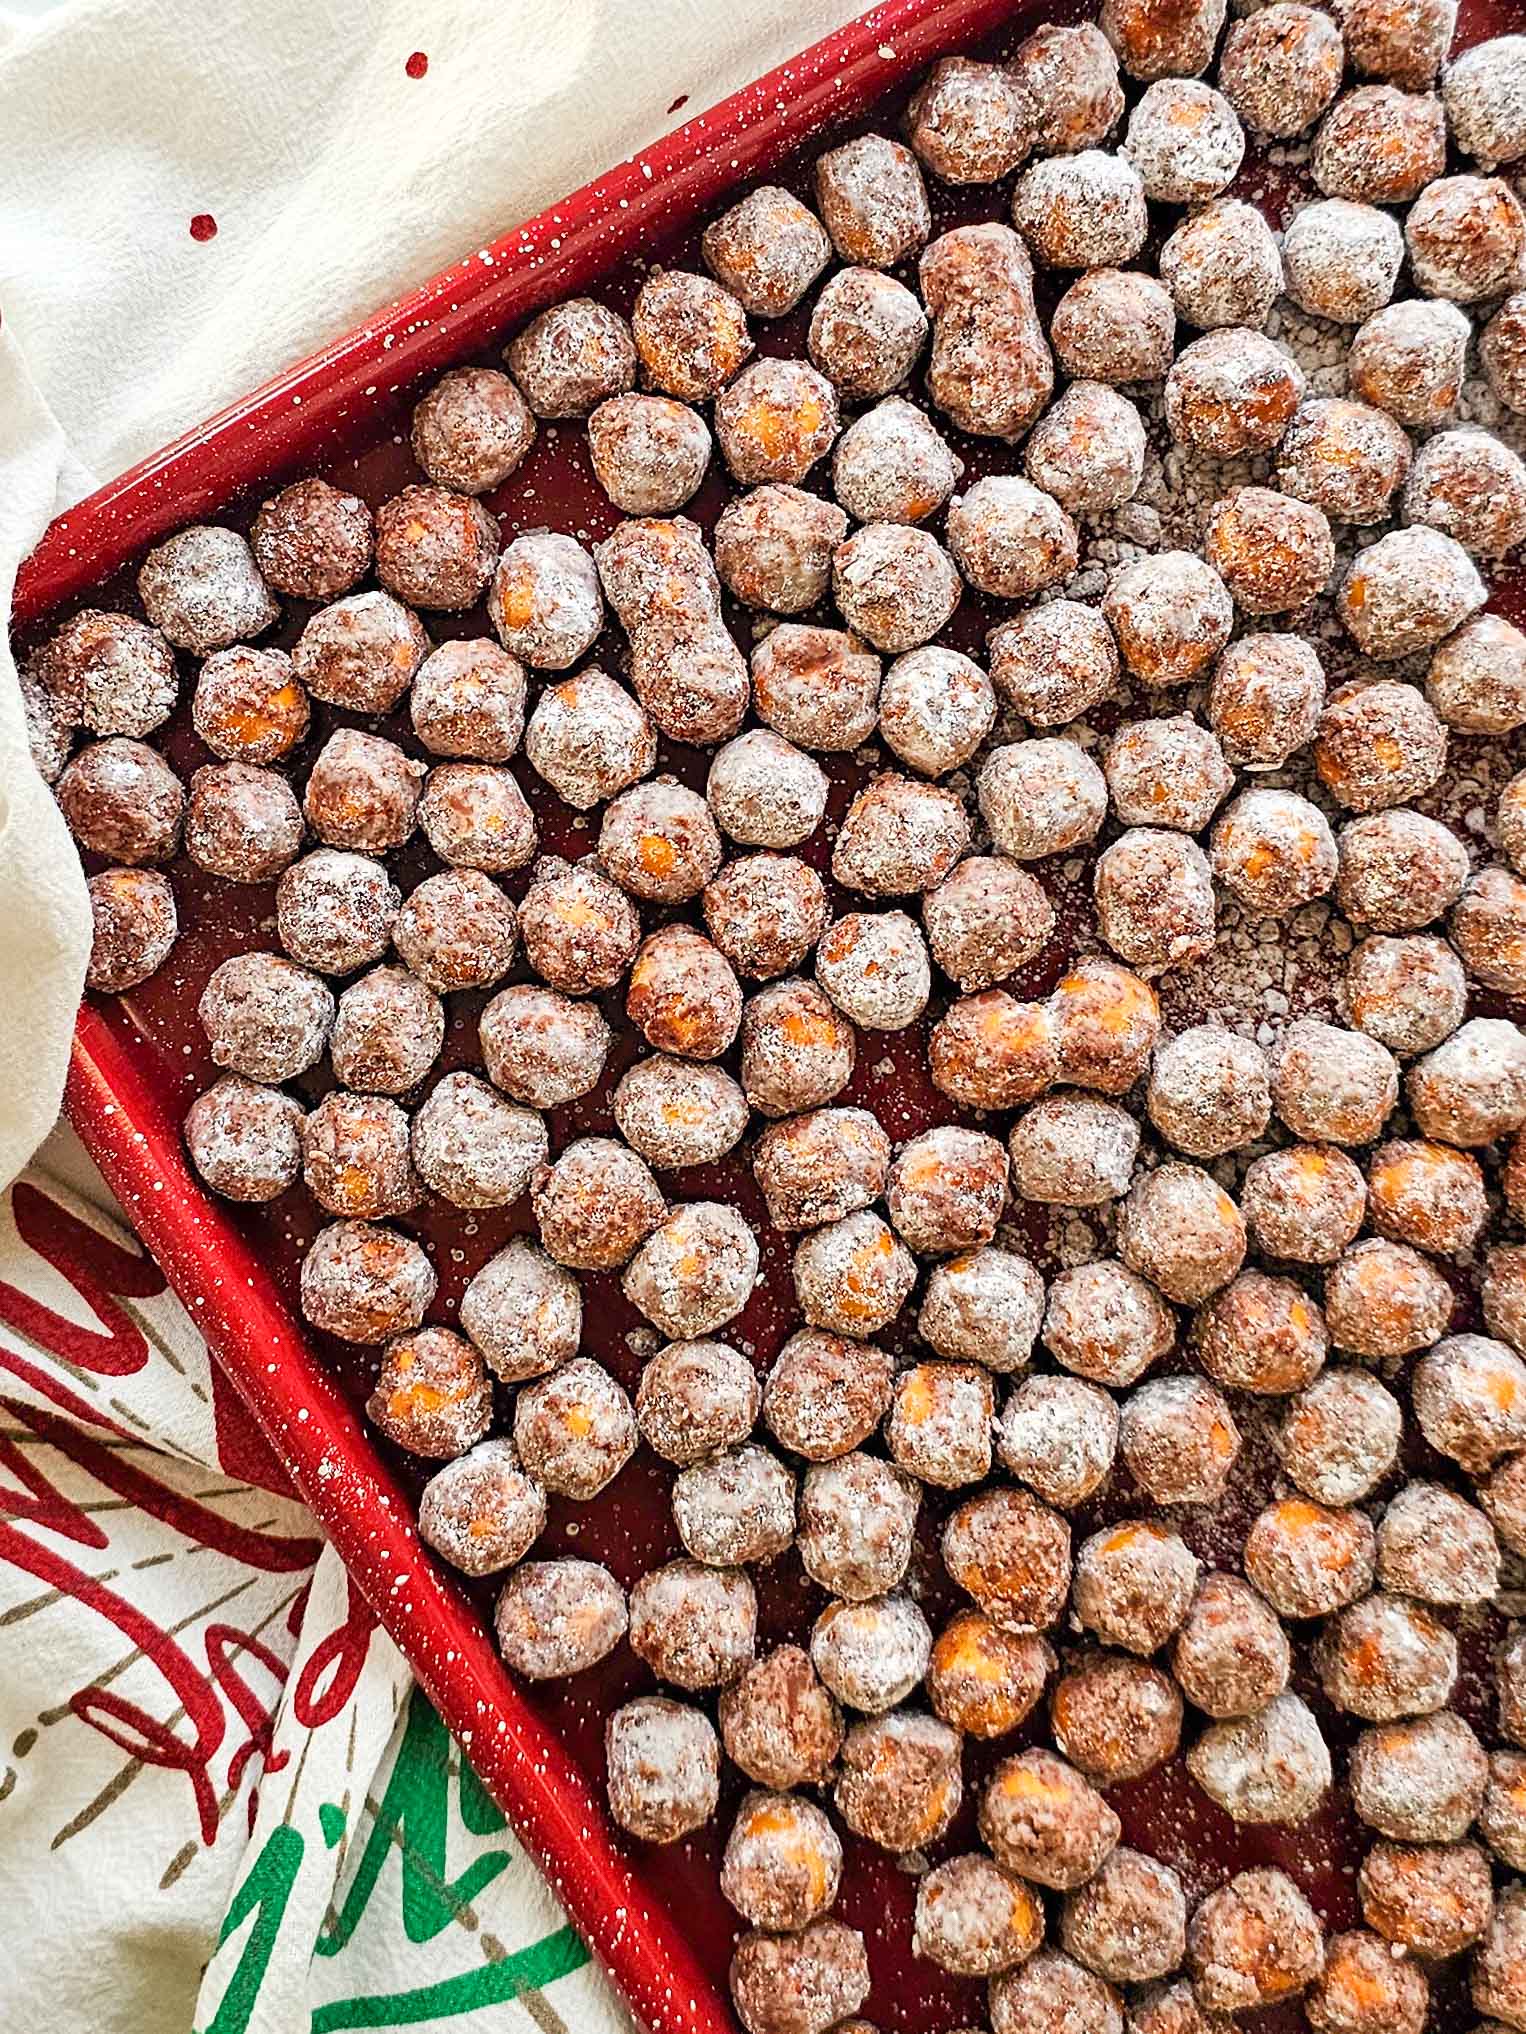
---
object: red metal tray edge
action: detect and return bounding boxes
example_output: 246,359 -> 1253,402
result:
21,4 -> 1028,2029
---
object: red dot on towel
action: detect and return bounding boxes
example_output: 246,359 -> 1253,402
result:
405,50 -> 429,78
189,214 -> 218,242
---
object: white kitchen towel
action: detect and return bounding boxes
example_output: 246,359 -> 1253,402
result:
0,0 -> 869,1188
0,2 -> 872,2028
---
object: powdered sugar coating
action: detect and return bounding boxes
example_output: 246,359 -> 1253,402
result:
304,729 -> 424,853
797,1452 -> 920,1599
1219,2 -> 1344,135
815,134 -> 931,268
1406,174 -> 1526,302
410,1071 -> 547,1209
997,1374 -> 1118,1510
86,867 -> 178,993
624,1200 -> 759,1339
1444,34 -> 1526,168
806,268 -> 928,402
409,637 -> 528,759
1011,22 -> 1124,153
417,1438 -> 547,1577
702,184 -> 831,317
393,869 -> 517,993
1190,1692 -> 1332,1824
1011,149 -> 1147,270
410,367 -> 535,495
184,761 -> 303,883
523,669 -> 655,811
1349,298 -> 1468,426
1119,1375 -> 1240,1505
614,1055 -> 749,1169
459,1239 -> 579,1382
920,223 -> 1054,438
507,298 -> 636,417
184,1074 -> 304,1202
495,1559 -> 627,1678
1160,199 -> 1282,330
605,1695 -> 720,1844
250,478 -> 373,600
138,525 -> 278,654
979,739 -> 1107,860
588,393 -> 712,515
301,1221 -> 436,1346
1125,80 -> 1243,200
762,1331 -> 895,1460
1062,1845 -> 1187,1983
39,609 -> 177,738
1284,199 -> 1403,325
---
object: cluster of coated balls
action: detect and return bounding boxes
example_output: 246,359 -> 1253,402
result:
30,3 -> 1526,2030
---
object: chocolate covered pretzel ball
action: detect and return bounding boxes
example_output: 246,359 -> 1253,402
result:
367,1326 -> 491,1459
719,1646 -> 843,1793
411,366 -> 535,494
301,1090 -> 420,1221
295,591 -> 428,713
613,1055 -> 749,1172
1187,1868 -> 1325,2015
530,1136 -> 665,1273
507,297 -> 636,417
625,1201 -> 759,1340
185,1073 -> 304,1203
184,761 -> 303,883
495,1559 -> 627,1679
409,638 -> 526,760
816,133 -> 931,268
808,268 -> 927,407
1275,1367 -> 1403,1506
930,1614 -> 1054,1741
729,1918 -> 869,2034
833,1710 -> 961,1851
301,1220 -> 435,1346
39,609 -> 177,739
630,1558 -> 756,1691
488,531 -> 602,673
250,477 -> 373,600
762,1331 -> 895,1462
199,950 -> 334,1083
58,737 -> 184,865
410,1071 -> 547,1210
740,977 -> 855,1119
459,1239 -> 579,1382
86,867 -> 178,993
523,669 -> 655,811
303,728 -> 424,853
997,1374 -> 1119,1510
138,525 -> 277,654
1171,1571 -> 1290,1718
418,1437 -> 547,1578
635,1338 -> 759,1468
514,1356 -> 636,1501
1049,1650 -> 1182,1785
605,1695 -> 720,1845
330,965 -> 444,1095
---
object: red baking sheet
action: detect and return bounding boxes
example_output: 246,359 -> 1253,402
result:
13,0 -> 1521,2028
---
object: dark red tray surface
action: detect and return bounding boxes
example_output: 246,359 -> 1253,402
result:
16,1 -> 1526,2027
